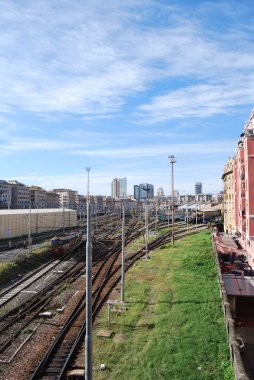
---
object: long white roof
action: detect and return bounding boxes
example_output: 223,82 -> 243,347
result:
0,208 -> 76,215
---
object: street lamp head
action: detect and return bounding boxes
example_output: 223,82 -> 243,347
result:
86,167 -> 91,172
168,155 -> 176,164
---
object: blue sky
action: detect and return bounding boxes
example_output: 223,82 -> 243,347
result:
1,0 -> 254,196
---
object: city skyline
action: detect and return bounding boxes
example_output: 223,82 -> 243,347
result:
1,177 -> 216,199
1,1 -> 254,195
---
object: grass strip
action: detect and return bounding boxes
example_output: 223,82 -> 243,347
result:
0,245 -> 51,288
93,230 -> 233,380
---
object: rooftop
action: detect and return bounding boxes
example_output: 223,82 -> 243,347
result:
0,208 -> 75,215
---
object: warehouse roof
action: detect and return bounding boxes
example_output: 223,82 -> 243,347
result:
0,208 -> 76,215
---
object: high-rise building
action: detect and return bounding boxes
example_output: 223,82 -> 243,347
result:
195,182 -> 202,195
134,183 -> 154,200
111,178 -> 127,198
53,188 -> 76,209
134,185 -> 140,200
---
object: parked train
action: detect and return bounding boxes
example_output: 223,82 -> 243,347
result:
158,214 -> 185,222
187,209 -> 221,224
50,232 -> 82,256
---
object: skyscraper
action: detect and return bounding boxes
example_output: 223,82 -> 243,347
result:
111,178 -> 127,198
134,183 -> 154,200
195,182 -> 202,195
134,185 -> 140,200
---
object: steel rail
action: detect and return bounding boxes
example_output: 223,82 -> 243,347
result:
29,225 -> 207,379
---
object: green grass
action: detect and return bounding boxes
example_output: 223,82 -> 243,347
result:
92,231 -> 233,380
0,245 -> 52,288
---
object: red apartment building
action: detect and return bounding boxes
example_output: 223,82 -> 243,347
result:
228,110 -> 254,265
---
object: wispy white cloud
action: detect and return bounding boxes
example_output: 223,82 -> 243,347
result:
0,138 -> 80,155
0,1 -> 252,196
69,141 -> 234,158
0,1 -> 254,120
137,79 -> 254,123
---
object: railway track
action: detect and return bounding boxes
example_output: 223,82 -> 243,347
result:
0,215 -> 130,305
29,224 -> 207,379
0,238 -> 85,308
0,219 -> 142,367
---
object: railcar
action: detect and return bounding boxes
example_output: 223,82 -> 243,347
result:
50,232 -> 81,256
188,209 -> 221,224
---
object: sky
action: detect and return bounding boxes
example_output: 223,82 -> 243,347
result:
1,0 -> 254,197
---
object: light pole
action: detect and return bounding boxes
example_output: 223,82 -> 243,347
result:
62,205 -> 65,234
95,202 -> 98,231
186,206 -> 189,231
155,204 -> 158,232
28,205 -> 32,253
169,155 -> 176,246
85,167 -> 92,380
121,197 -> 125,303
145,201 -> 148,259
167,203 -> 170,229
196,204 -> 198,229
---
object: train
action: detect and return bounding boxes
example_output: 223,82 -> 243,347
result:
158,214 -> 185,222
187,209 -> 221,224
50,232 -> 82,256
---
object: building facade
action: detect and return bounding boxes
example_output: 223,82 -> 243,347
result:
102,196 -> 115,213
0,180 -> 12,209
134,183 -> 154,200
111,178 -> 127,199
222,157 -> 235,234
46,191 -> 60,209
8,180 -> 30,209
53,189 -> 76,209
223,109 -> 254,265
30,186 -> 47,208
134,185 -> 140,200
195,182 -> 202,195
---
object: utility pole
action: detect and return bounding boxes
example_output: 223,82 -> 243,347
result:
121,198 -> 125,303
186,206 -> 189,231
169,155 -> 176,246
167,203 -> 170,229
62,205 -> 65,234
145,201 -> 148,259
95,203 -> 98,231
28,205 -> 32,253
155,204 -> 158,232
85,167 -> 92,380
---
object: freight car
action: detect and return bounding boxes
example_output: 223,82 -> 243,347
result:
50,232 -> 81,256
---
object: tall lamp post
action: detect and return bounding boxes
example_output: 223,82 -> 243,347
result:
145,200 -> 149,259
85,167 -> 92,380
28,205 -> 32,253
121,197 -> 125,303
169,155 -> 176,246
